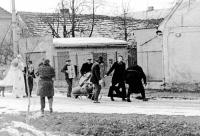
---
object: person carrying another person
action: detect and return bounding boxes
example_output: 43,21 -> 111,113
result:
104,55 -> 126,101
80,58 -> 93,76
90,56 -> 104,103
124,64 -> 148,102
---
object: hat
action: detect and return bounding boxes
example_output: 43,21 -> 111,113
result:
66,59 -> 71,62
28,60 -> 32,64
44,59 -> 50,65
87,58 -> 92,60
98,56 -> 104,63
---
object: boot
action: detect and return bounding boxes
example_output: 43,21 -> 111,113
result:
122,98 -> 126,101
127,98 -> 131,102
111,97 -> 114,101
48,98 -> 53,113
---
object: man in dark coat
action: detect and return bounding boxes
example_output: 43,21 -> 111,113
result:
104,55 -> 126,101
24,61 -> 36,97
80,58 -> 93,76
38,59 -> 55,114
61,59 -> 77,97
124,64 -> 148,102
90,56 -> 104,103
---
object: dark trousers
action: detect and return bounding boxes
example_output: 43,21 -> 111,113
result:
127,84 -> 146,99
93,84 -> 101,101
108,81 -> 126,99
66,78 -> 73,97
40,96 -> 53,111
24,76 -> 34,97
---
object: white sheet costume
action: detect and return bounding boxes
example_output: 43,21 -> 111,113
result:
0,54 -> 26,98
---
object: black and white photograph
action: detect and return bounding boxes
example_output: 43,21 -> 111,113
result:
0,0 -> 200,135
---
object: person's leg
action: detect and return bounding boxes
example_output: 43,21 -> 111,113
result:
28,78 -> 33,97
93,84 -> 101,103
66,78 -> 72,97
118,82 -> 126,101
140,86 -> 148,101
2,87 -> 5,97
40,96 -> 45,114
48,96 -> 53,113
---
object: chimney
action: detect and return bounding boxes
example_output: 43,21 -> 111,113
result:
147,6 -> 154,12
60,8 -> 69,15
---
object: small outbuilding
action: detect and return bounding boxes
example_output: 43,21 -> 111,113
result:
52,37 -> 128,87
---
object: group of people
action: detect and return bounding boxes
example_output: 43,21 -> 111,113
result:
62,55 -> 148,103
0,54 -> 148,114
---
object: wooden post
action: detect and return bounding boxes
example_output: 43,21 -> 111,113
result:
12,0 -> 18,57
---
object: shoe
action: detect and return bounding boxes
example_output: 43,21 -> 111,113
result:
111,97 -> 114,101
122,98 -> 126,101
127,99 -> 131,102
94,101 -> 100,103
143,98 -> 148,101
41,110 -> 44,115
50,108 -> 53,113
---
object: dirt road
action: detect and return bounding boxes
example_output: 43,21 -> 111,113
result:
0,93 -> 199,116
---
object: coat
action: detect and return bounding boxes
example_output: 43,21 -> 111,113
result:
38,64 -> 55,97
90,62 -> 101,84
80,62 -> 93,75
124,65 -> 146,94
106,61 -> 126,84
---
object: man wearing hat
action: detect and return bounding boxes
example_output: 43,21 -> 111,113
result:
38,59 -> 55,114
80,58 -> 93,76
61,59 -> 77,97
90,56 -> 104,103
24,60 -> 36,97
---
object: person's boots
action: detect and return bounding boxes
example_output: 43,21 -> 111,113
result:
48,98 -> 53,113
122,98 -> 126,101
143,98 -> 148,101
127,98 -> 131,102
111,97 -> 114,101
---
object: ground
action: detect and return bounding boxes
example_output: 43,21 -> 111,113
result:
0,89 -> 200,136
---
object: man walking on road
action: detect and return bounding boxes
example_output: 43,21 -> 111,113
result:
90,56 -> 104,103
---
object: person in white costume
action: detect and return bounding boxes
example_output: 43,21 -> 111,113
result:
0,54 -> 26,98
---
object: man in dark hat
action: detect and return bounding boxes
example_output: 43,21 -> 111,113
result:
24,60 -> 36,97
61,59 -> 77,97
38,59 -> 55,114
124,64 -> 148,102
90,56 -> 104,103
80,58 -> 93,76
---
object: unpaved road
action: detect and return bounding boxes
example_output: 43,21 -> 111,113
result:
0,93 -> 200,116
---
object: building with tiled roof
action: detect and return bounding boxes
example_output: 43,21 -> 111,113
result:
16,10 -> 164,40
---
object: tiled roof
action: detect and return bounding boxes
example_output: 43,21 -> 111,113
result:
0,7 -> 11,19
17,11 -> 163,39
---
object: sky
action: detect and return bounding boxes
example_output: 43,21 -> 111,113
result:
0,0 -> 176,15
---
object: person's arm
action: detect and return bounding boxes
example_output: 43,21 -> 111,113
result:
95,65 -> 101,81
80,63 -> 85,75
106,62 -> 116,76
140,67 -> 147,85
61,65 -> 68,73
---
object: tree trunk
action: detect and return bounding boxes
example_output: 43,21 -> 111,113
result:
89,0 -> 95,37
71,0 -> 76,37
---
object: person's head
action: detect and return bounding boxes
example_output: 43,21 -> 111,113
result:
97,56 -> 104,64
87,58 -> 92,64
117,55 -> 123,62
43,59 -> 50,65
28,60 -> 32,65
66,59 -> 71,65
17,54 -> 22,60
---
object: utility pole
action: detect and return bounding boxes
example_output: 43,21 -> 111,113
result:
12,0 -> 18,57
